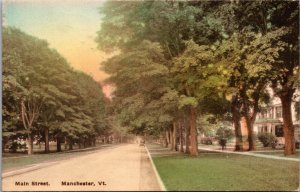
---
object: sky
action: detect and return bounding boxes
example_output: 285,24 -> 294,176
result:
4,0 -> 113,97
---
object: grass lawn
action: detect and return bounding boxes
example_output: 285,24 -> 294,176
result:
152,153 -> 299,191
252,151 -> 300,158
2,145 -> 113,172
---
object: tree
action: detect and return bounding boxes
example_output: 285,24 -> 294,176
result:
3,27 -> 108,154
214,33 -> 271,151
230,1 -> 299,155
209,1 -> 299,152
3,27 -> 53,154
96,1 -> 298,156
96,1 -> 232,156
101,40 -> 171,137
2,47 -> 26,152
171,40 -> 215,156
216,126 -> 234,150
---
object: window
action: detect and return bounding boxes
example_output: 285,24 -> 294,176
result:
275,125 -> 284,137
294,125 -> 300,140
268,109 -> 273,118
275,106 -> 282,118
270,108 -> 274,118
264,126 -> 268,133
257,126 -> 261,133
261,110 -> 267,118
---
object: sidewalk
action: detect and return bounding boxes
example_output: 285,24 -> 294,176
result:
199,147 -> 300,162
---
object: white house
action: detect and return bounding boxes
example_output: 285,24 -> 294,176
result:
253,89 -> 300,145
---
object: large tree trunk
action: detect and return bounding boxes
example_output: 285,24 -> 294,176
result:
231,95 -> 243,151
172,120 -> 178,151
240,116 -> 249,150
68,138 -> 73,150
56,137 -> 61,152
189,107 -> 198,156
245,115 -> 255,151
280,96 -> 295,155
160,133 -> 163,147
240,110 -> 256,151
170,127 -> 174,150
179,120 -> 184,152
240,84 -> 255,151
233,115 -> 243,151
185,115 -> 190,154
246,108 -> 259,151
82,138 -> 87,148
92,136 -> 96,147
27,132 -> 33,155
64,136 -> 68,150
56,135 -> 62,152
44,126 -> 50,153
21,100 -> 43,155
246,91 -> 261,151
89,137 -> 93,147
165,130 -> 169,148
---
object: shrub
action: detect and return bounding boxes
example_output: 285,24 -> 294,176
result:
9,141 -> 19,152
257,132 -> 277,147
216,126 -> 234,150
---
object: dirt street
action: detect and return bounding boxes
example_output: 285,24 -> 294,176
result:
2,144 -> 161,191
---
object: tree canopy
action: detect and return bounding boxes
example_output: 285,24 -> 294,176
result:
3,27 -> 108,154
96,1 -> 299,156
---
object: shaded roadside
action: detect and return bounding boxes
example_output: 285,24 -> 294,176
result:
3,144 -> 116,159
146,143 -> 299,161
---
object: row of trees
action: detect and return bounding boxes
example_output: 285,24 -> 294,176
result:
96,1 -> 299,156
3,28 -> 108,154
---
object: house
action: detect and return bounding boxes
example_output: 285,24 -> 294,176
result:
253,93 -> 300,146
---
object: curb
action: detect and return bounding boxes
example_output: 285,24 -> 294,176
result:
145,146 -> 167,191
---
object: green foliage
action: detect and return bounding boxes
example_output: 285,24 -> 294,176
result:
216,126 -> 234,140
215,126 -> 234,148
178,96 -> 198,109
3,27 -> 107,145
197,115 -> 231,137
101,40 -> 172,134
96,1 -> 299,139
257,133 -> 277,148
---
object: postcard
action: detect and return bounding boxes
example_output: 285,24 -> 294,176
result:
2,0 -> 299,191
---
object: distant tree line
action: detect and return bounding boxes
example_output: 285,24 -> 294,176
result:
3,28 -> 109,155
96,1 -> 299,156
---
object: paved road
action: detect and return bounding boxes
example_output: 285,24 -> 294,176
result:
2,144 -> 161,191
